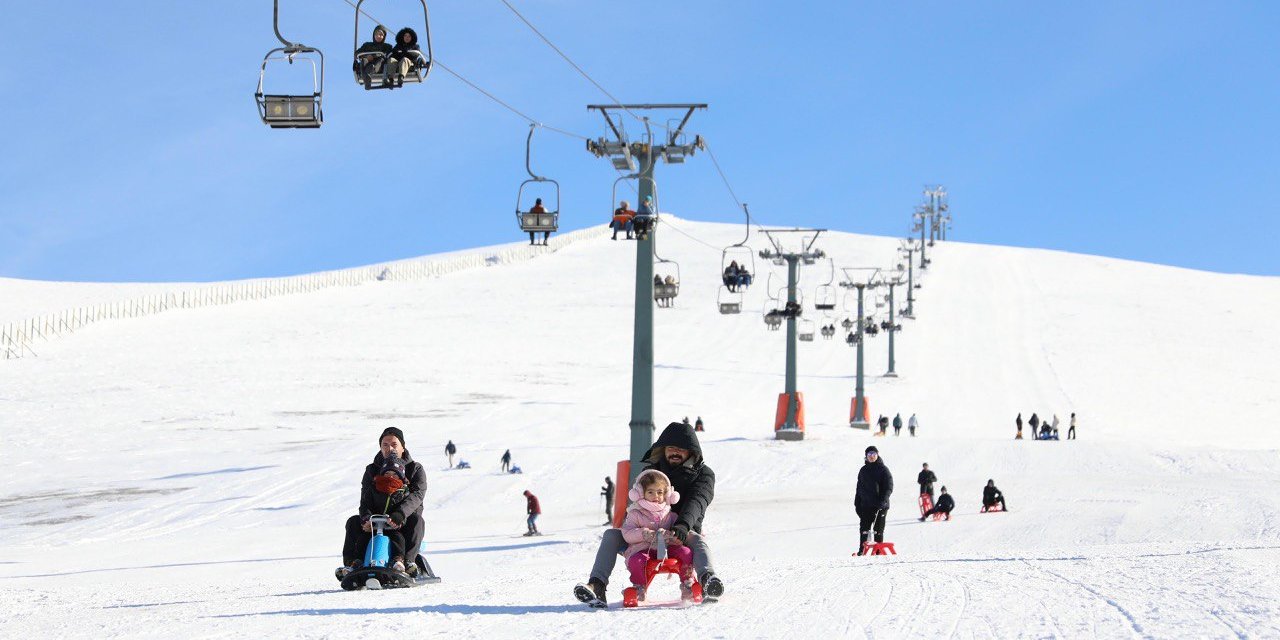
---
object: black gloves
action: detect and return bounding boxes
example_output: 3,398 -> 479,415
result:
671,523 -> 690,543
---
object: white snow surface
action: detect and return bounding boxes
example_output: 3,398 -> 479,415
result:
2,217 -> 1279,639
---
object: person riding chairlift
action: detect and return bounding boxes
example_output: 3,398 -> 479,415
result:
386,27 -> 423,87
633,196 -> 655,239
354,25 -> 393,88
611,200 -> 635,240
527,198 -> 550,246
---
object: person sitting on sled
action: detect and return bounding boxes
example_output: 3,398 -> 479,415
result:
982,479 -> 1008,512
575,421 -> 722,607
919,486 -> 955,521
621,469 -> 696,602
338,427 -> 427,577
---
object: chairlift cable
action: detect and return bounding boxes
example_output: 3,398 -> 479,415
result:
337,0 -> 589,141
496,0 -> 674,134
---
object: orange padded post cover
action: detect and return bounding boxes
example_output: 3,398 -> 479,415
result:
774,392 -> 806,430
612,460 -> 630,528
849,396 -> 871,423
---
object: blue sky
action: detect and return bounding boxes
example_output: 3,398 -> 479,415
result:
1,1 -> 1277,282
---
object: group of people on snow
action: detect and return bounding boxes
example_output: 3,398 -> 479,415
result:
353,25 -> 425,89
874,412 -> 920,437
1015,412 -> 1077,440
609,196 -> 656,240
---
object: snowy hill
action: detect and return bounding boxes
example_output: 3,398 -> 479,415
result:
2,218 -> 1279,638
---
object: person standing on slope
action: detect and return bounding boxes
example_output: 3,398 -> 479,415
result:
695,416 -> 704,432
919,486 -> 955,521
1068,412 -> 1077,440
892,413 -> 903,436
1051,414 -> 1061,439
523,490 -> 541,535
601,476 -> 615,525
855,446 -> 894,555
575,421 -> 723,608
908,413 -> 919,437
501,449 -> 512,473
1028,413 -> 1040,439
1016,412 -> 1023,439
917,463 -> 937,499
445,440 -> 457,468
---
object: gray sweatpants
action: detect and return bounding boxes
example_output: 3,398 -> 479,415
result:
589,528 -> 715,587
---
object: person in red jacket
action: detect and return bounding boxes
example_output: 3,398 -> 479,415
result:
524,490 -> 541,536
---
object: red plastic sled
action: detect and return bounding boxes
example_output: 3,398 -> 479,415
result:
621,538 -> 702,608
980,504 -> 1006,513
855,542 -> 897,556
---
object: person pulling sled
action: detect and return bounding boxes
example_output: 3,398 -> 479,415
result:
855,446 -> 893,555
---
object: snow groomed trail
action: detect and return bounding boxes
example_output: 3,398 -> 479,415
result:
2,219 -> 1279,638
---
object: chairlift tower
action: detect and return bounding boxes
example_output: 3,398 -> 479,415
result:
840,268 -> 883,429
913,205 -> 930,270
883,276 -> 904,377
924,185 -> 947,247
758,230 -> 827,441
899,239 -> 920,318
586,104 -> 706,484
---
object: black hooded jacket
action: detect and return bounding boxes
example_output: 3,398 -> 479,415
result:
855,457 -> 894,513
983,485 -> 1004,505
917,469 -> 937,487
935,493 -> 955,511
358,450 -> 427,525
391,27 -> 421,60
354,25 -> 393,70
641,422 -> 715,534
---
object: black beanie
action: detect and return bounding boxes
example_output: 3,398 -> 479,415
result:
380,427 -> 405,448
865,445 -> 879,455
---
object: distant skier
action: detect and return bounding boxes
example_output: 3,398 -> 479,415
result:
501,449 -> 512,473
919,486 -> 955,521
620,469 -> 697,602
1015,412 -> 1023,439
601,476 -> 615,525
337,427 -> 427,579
575,421 -> 723,608
1068,412 -> 1077,440
892,413 -> 903,436
524,490 -> 541,535
908,413 -> 919,437
855,446 -> 894,555
445,440 -> 457,468
1028,413 -> 1040,439
695,416 -> 704,432
982,479 -> 1008,512
877,415 -> 889,436
683,416 -> 691,427
917,463 -> 937,498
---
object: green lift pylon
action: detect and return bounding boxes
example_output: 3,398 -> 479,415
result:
587,104 -> 706,485
758,229 -> 826,441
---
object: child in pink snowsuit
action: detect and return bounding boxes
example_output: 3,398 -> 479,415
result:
621,469 -> 694,594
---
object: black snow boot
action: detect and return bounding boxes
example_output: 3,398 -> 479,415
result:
703,573 -> 724,599
574,579 -> 607,608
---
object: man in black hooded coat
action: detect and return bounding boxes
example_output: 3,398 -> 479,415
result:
353,25 -> 393,86
574,421 -> 722,606
855,445 -> 893,553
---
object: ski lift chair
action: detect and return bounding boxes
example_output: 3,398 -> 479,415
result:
256,46 -> 324,128
717,286 -> 743,315
653,261 -> 680,306
353,0 -> 433,90
515,126 -> 560,241
798,318 -> 816,342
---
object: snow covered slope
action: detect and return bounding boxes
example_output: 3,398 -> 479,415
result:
2,219 -> 1279,638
